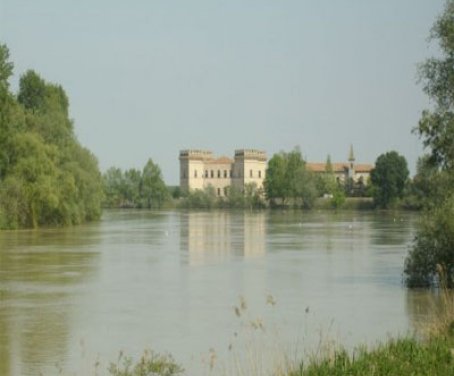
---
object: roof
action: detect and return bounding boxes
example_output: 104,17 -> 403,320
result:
205,156 -> 234,165
306,162 -> 373,173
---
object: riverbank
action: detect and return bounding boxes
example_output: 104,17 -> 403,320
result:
108,287 -> 454,376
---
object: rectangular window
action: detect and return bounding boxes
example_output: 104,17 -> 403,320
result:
217,170 -> 221,178
194,170 -> 197,178
224,187 -> 228,196
210,170 -> 214,178
217,188 -> 221,196
229,170 -> 232,178
224,170 -> 227,178
205,170 -> 208,178
250,169 -> 253,178
258,170 -> 261,178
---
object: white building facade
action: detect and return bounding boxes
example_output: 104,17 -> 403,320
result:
179,149 -> 267,197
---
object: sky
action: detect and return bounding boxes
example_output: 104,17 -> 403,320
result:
0,0 -> 446,184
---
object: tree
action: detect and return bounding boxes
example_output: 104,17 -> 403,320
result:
0,45 -> 103,228
404,1 -> 454,288
405,195 -> 454,288
415,0 -> 454,171
17,70 -> 47,112
370,151 -> 409,208
264,152 -> 288,204
264,147 -> 316,208
140,159 -> 169,209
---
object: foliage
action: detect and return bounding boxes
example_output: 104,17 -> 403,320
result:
108,349 -> 183,376
141,159 -> 169,209
0,44 -> 103,229
264,147 -> 317,208
404,195 -> 454,288
288,335 -> 454,376
415,0 -> 454,171
330,188 -> 346,209
102,162 -> 170,209
178,186 -> 217,209
370,151 -> 409,208
405,1 -> 454,288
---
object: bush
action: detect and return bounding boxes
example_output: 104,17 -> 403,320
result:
108,349 -> 183,376
404,195 -> 454,288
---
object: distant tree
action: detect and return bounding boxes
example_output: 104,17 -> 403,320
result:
17,70 -> 47,112
370,151 -> 409,208
123,168 -> 141,206
103,167 -> 125,207
140,159 -> 169,209
264,152 -> 288,204
264,147 -> 316,208
0,44 -> 13,90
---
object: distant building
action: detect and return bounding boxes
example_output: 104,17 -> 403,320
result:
306,145 -> 374,185
179,146 -> 372,197
179,149 -> 267,197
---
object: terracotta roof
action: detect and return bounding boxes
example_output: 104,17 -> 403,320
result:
306,162 -> 373,173
205,156 -> 234,165
354,164 -> 374,172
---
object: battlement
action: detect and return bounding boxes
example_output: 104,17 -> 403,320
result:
234,149 -> 267,161
179,149 -> 213,161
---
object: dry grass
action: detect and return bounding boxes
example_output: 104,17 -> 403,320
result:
417,265 -> 454,339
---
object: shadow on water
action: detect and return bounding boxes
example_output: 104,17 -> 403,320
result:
0,223 -> 102,376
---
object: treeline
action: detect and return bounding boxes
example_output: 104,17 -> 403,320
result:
0,44 -> 103,229
102,160 -> 169,209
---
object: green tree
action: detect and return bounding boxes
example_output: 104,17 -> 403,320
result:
415,0 -> 454,171
405,195 -> 454,288
264,152 -> 288,205
370,151 -> 409,208
140,159 -> 169,209
264,147 -> 316,207
0,45 -> 103,228
405,1 -> 454,288
17,70 -> 47,112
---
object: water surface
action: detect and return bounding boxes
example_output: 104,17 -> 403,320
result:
0,210 -> 428,375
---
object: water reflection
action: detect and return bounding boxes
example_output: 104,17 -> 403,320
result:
180,211 -> 266,265
0,225 -> 101,375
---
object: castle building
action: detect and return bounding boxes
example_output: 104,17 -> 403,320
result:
179,149 -> 267,196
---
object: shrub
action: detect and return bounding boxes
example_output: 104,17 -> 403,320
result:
404,195 -> 454,288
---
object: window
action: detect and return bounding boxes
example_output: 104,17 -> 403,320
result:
205,170 -> 208,178
250,169 -> 253,178
224,170 -> 227,178
258,170 -> 262,178
210,170 -> 214,178
224,187 -> 228,196
194,170 -> 197,178
229,170 -> 232,178
217,170 -> 221,178
217,188 -> 221,196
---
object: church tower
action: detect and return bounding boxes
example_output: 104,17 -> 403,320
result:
348,144 -> 355,179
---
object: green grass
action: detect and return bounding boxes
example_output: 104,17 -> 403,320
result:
287,335 -> 454,376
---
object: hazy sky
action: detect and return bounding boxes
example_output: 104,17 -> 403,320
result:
1,0 -> 446,184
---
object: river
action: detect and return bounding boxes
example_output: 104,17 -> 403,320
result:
0,209 -> 433,375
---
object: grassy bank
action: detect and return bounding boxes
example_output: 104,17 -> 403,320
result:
107,287 -> 453,376
287,335 -> 454,376
286,285 -> 454,376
